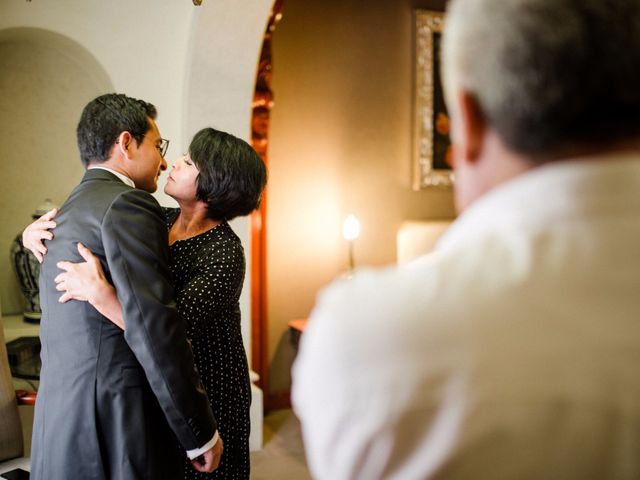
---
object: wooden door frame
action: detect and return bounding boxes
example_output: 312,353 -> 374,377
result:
250,0 -> 283,409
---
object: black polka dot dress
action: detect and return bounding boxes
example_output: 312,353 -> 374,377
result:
164,208 -> 251,480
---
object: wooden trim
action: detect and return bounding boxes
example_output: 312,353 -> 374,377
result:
250,204 -> 268,392
251,0 -> 284,401
16,389 -> 36,406
266,390 -> 291,411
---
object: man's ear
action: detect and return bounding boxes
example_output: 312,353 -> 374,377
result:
117,131 -> 133,159
455,91 -> 487,165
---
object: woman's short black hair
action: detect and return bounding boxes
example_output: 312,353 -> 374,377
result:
189,127 -> 267,221
77,93 -> 157,167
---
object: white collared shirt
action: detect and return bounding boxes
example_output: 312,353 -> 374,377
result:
293,155 -> 640,479
88,166 -> 136,188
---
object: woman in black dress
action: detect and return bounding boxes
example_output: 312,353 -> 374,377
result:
46,128 -> 266,479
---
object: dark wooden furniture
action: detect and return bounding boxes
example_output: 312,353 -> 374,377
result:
6,336 -> 41,381
288,318 -> 309,350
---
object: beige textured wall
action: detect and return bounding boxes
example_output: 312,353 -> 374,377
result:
267,0 -> 453,392
0,29 -> 111,315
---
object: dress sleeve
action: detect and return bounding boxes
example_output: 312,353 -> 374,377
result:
101,189 -> 217,451
175,237 -> 245,328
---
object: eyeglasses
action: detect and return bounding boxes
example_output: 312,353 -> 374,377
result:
156,137 -> 170,158
119,135 -> 169,158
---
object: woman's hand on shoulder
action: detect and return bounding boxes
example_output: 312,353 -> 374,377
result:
22,208 -> 57,263
55,243 -> 125,330
55,242 -> 108,305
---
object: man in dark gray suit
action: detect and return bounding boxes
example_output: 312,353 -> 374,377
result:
28,93 -> 222,479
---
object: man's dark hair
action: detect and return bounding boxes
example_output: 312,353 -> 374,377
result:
77,93 -> 157,167
189,127 -> 267,221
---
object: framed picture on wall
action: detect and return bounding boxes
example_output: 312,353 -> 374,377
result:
412,10 -> 454,189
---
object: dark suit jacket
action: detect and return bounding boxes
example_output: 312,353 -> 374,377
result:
31,169 -> 217,480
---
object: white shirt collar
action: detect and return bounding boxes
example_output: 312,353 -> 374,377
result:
88,166 -> 136,188
437,154 -> 640,254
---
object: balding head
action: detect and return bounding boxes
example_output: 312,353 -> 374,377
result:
442,0 -> 640,159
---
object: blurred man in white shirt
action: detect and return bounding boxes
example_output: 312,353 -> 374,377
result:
292,0 -> 640,478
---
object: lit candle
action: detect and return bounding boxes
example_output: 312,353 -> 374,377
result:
343,214 -> 360,272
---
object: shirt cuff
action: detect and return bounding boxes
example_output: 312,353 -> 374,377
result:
186,431 -> 219,460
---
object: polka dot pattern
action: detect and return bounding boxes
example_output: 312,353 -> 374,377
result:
164,208 -> 251,480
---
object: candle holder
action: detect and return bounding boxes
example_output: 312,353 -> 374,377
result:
343,214 -> 361,275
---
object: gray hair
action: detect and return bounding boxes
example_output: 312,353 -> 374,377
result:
442,0 -> 640,158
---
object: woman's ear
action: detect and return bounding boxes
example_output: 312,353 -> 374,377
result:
454,90 -> 487,166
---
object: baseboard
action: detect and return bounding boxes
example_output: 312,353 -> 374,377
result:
265,390 -> 291,412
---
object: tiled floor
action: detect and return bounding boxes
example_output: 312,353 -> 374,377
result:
250,409 -> 312,480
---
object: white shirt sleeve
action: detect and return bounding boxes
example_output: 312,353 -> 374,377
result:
185,430 -> 220,460
291,270 -> 464,479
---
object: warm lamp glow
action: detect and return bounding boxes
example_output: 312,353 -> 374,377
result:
343,214 -> 360,274
343,214 -> 361,241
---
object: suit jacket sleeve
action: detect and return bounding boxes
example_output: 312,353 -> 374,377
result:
102,188 -> 217,450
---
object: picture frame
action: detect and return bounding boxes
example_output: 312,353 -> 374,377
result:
412,10 -> 453,189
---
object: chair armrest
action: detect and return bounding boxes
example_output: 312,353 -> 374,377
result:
15,389 -> 36,406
